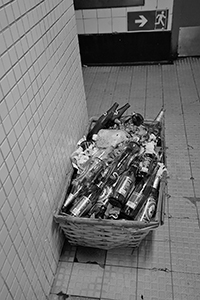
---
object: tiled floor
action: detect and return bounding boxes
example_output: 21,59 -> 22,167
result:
49,57 -> 200,300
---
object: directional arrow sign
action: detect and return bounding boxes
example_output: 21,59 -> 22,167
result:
128,10 -> 168,31
135,15 -> 148,27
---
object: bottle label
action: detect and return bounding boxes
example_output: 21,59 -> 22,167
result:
118,177 -> 133,197
140,196 -> 156,222
126,191 -> 141,210
141,155 -> 152,173
70,196 -> 91,217
126,199 -> 137,210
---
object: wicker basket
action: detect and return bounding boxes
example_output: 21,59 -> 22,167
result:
54,118 -> 167,250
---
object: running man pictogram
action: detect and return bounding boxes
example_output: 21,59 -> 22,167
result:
155,10 -> 168,29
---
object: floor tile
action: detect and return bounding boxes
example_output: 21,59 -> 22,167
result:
144,220 -> 170,242
173,272 -> 200,300
106,247 -> 137,267
168,196 -> 198,219
101,266 -> 137,300
137,268 -> 173,300
60,242 -> 76,262
193,180 -> 200,200
75,246 -> 106,267
170,240 -> 200,273
67,263 -> 104,298
50,262 -> 73,294
169,218 -> 200,244
138,239 -> 171,271
167,179 -> 195,199
169,218 -> 200,273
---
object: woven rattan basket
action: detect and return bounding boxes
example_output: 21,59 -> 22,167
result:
54,118 -> 167,250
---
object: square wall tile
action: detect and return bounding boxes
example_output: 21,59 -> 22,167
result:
0,7 -> 9,30
76,19 -> 85,34
75,10 -> 83,20
84,19 -> 98,34
158,0 -> 174,11
144,0 -> 157,10
112,17 -> 127,32
83,9 -> 97,19
97,8 -> 111,18
98,18 -> 112,33
111,8 -> 126,17
5,4 -> 15,24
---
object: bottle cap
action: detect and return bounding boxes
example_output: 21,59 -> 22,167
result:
132,113 -> 144,126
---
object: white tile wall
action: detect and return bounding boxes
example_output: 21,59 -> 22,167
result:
0,0 -> 88,299
75,0 -> 174,34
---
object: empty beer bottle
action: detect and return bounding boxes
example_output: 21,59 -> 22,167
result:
138,141 -> 158,177
135,175 -> 160,222
136,163 -> 167,222
121,164 -> 159,220
120,112 -> 144,127
131,112 -> 144,126
69,184 -> 101,217
89,142 -> 140,218
86,102 -> 119,140
154,107 -> 165,123
113,141 -> 140,176
62,184 -> 83,212
107,103 -> 130,127
72,153 -> 107,187
92,180 -> 116,219
109,162 -> 139,209
148,107 -> 165,137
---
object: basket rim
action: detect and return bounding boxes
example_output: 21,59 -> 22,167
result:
54,213 -> 159,228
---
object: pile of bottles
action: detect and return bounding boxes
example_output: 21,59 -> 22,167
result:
60,103 -> 167,223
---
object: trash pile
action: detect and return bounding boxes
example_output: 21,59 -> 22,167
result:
60,103 -> 167,223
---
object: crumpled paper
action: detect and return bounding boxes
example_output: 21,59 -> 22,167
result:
70,129 -> 128,173
94,129 -> 128,148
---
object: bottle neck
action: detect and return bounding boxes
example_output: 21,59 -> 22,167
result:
152,176 -> 160,189
113,103 -> 130,119
107,102 -> 119,114
155,110 -> 164,122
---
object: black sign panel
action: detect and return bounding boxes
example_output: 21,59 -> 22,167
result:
74,0 -> 144,10
128,10 -> 168,31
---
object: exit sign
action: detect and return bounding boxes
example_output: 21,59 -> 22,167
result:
128,10 -> 169,31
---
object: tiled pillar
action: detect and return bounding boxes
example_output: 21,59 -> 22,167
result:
0,1 -> 88,299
